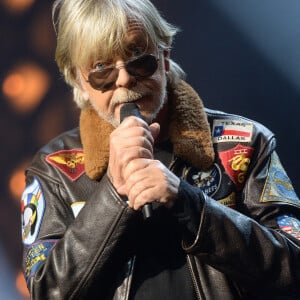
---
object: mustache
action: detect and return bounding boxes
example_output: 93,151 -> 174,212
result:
111,86 -> 150,106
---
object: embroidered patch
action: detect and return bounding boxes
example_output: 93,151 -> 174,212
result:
219,144 -> 254,190
277,215 -> 300,240
21,177 -> 46,245
46,149 -> 85,181
260,152 -> 300,205
184,164 -> 221,197
24,240 -> 57,282
212,119 -> 253,143
218,192 -> 236,209
71,201 -> 86,218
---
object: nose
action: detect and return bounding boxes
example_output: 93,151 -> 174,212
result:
115,61 -> 136,89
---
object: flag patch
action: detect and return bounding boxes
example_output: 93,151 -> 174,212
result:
277,215 -> 300,240
212,119 -> 253,143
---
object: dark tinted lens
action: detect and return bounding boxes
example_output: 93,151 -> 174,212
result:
126,55 -> 158,78
88,68 -> 117,91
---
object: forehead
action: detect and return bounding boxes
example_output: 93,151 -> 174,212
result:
123,21 -> 150,48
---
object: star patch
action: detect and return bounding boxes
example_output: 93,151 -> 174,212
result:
277,215 -> 300,240
24,239 -> 57,282
219,144 -> 254,189
21,177 -> 45,245
260,152 -> 300,205
46,149 -> 85,181
212,119 -> 253,143
184,164 -> 221,197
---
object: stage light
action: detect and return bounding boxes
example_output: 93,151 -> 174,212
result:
16,270 -> 30,299
9,160 -> 29,201
1,0 -> 35,14
2,62 -> 50,114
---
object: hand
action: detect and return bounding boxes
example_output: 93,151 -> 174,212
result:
118,158 -> 180,210
107,116 -> 160,191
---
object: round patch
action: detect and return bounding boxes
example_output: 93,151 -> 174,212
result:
184,164 -> 222,197
21,177 -> 45,245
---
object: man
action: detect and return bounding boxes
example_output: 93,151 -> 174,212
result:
21,0 -> 300,299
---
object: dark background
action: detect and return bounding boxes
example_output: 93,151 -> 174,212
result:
1,0 -> 299,298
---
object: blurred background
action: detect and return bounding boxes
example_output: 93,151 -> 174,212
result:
1,0 -> 299,298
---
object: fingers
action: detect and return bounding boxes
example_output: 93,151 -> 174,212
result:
108,116 -> 159,190
123,159 -> 180,210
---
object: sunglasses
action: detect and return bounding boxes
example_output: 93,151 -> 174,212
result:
86,54 -> 159,92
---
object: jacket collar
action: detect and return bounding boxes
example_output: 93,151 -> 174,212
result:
80,80 -> 215,180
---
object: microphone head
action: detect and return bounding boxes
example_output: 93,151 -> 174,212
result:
120,103 -> 141,122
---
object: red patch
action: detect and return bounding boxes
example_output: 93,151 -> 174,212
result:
46,150 -> 85,181
219,144 -> 254,189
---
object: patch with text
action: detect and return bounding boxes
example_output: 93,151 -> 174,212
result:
184,164 -> 221,197
218,192 -> 236,209
25,240 -> 57,282
212,119 -> 253,143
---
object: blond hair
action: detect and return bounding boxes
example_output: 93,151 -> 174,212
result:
53,0 -> 185,108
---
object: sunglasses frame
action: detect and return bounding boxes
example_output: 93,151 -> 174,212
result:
86,53 -> 160,92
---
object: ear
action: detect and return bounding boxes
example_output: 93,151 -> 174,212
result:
163,50 -> 170,72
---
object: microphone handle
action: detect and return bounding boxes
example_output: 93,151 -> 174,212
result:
120,103 -> 153,219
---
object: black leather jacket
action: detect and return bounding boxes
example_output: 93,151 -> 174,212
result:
21,108 -> 300,299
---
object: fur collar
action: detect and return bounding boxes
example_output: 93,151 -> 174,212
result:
80,80 -> 215,180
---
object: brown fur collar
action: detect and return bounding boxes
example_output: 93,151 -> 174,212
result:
80,80 -> 215,180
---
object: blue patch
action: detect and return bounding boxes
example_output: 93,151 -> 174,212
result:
21,177 -> 46,245
185,164 -> 221,197
260,152 -> 300,206
277,215 -> 300,240
24,240 -> 57,282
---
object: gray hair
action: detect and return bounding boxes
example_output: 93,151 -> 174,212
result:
52,0 -> 185,108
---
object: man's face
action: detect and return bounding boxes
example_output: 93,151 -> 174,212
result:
78,28 -> 169,127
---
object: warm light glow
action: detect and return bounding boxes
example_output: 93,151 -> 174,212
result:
2,62 -> 51,114
16,270 -> 30,299
9,161 -> 29,201
2,0 -> 35,14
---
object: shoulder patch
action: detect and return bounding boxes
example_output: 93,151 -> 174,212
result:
46,149 -> 85,181
277,215 -> 300,240
21,177 -> 46,245
212,119 -> 253,143
24,239 -> 57,282
260,152 -> 300,206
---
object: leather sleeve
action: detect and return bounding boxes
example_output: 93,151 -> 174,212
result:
172,136 -> 300,297
22,172 -> 138,299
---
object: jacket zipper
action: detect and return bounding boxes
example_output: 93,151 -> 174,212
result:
187,254 -> 204,300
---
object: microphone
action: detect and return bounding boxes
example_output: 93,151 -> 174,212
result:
120,103 -> 153,219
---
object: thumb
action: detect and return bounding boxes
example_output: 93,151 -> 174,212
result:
149,122 -> 160,141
